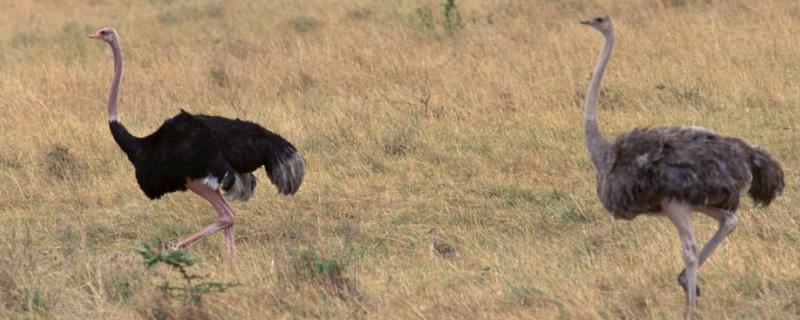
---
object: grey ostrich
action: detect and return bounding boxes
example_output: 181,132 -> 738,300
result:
579,16 -> 784,313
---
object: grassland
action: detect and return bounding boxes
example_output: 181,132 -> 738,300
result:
1,0 -> 799,318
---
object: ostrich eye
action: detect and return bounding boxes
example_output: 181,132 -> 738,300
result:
596,18 -> 604,23
100,30 -> 108,35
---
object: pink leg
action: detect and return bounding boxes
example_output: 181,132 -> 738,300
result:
677,208 -> 737,296
663,200 -> 699,318
219,199 -> 236,260
175,179 -> 236,261
224,226 -> 235,260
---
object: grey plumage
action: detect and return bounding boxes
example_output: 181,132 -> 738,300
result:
579,15 -> 784,314
748,145 -> 785,206
597,126 -> 784,220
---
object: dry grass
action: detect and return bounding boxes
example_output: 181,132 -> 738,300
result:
1,0 -> 799,318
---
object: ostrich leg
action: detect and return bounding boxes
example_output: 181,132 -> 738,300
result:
677,208 -> 737,296
221,200 -> 235,260
663,201 -> 699,319
175,179 -> 236,261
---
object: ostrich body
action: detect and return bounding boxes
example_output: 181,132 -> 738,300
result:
91,27 -> 304,261
580,16 -> 783,314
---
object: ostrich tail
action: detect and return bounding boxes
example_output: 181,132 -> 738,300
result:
748,147 -> 784,206
266,149 -> 305,195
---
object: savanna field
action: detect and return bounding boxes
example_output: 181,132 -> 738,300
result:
1,0 -> 799,318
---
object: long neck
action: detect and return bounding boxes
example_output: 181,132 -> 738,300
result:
108,39 -> 123,122
106,38 -> 141,160
584,30 -> 614,172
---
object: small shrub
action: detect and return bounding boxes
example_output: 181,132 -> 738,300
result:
412,0 -> 463,35
20,287 -> 43,312
443,0 -> 463,35
136,244 -> 239,316
294,247 -> 363,304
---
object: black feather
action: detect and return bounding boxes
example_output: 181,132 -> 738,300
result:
121,112 -> 231,199
109,111 -> 304,199
109,121 -> 142,162
193,114 -> 305,195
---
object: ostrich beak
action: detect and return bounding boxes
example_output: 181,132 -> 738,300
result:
580,19 -> 592,25
89,32 -> 101,39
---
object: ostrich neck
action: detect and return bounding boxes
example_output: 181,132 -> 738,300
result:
584,31 -> 614,172
108,40 -> 123,122
105,37 -> 141,161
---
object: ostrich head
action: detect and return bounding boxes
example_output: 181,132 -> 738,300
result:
89,27 -> 118,44
580,15 -> 612,34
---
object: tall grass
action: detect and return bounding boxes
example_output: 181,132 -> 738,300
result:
1,0 -> 798,318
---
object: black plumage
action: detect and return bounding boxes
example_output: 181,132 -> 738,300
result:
111,111 -> 304,200
193,114 -> 304,195
92,26 -> 304,260
597,126 -> 784,220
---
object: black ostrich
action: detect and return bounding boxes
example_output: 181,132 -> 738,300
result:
90,27 -> 304,261
579,16 -> 784,314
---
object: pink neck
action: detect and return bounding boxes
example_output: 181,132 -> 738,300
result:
108,39 -> 123,122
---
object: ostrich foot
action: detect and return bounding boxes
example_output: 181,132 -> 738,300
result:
677,269 -> 701,297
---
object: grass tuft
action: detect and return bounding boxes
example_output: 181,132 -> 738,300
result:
43,144 -> 85,180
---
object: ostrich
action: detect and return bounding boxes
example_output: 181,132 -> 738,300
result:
90,27 -> 304,261
579,16 -> 784,312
